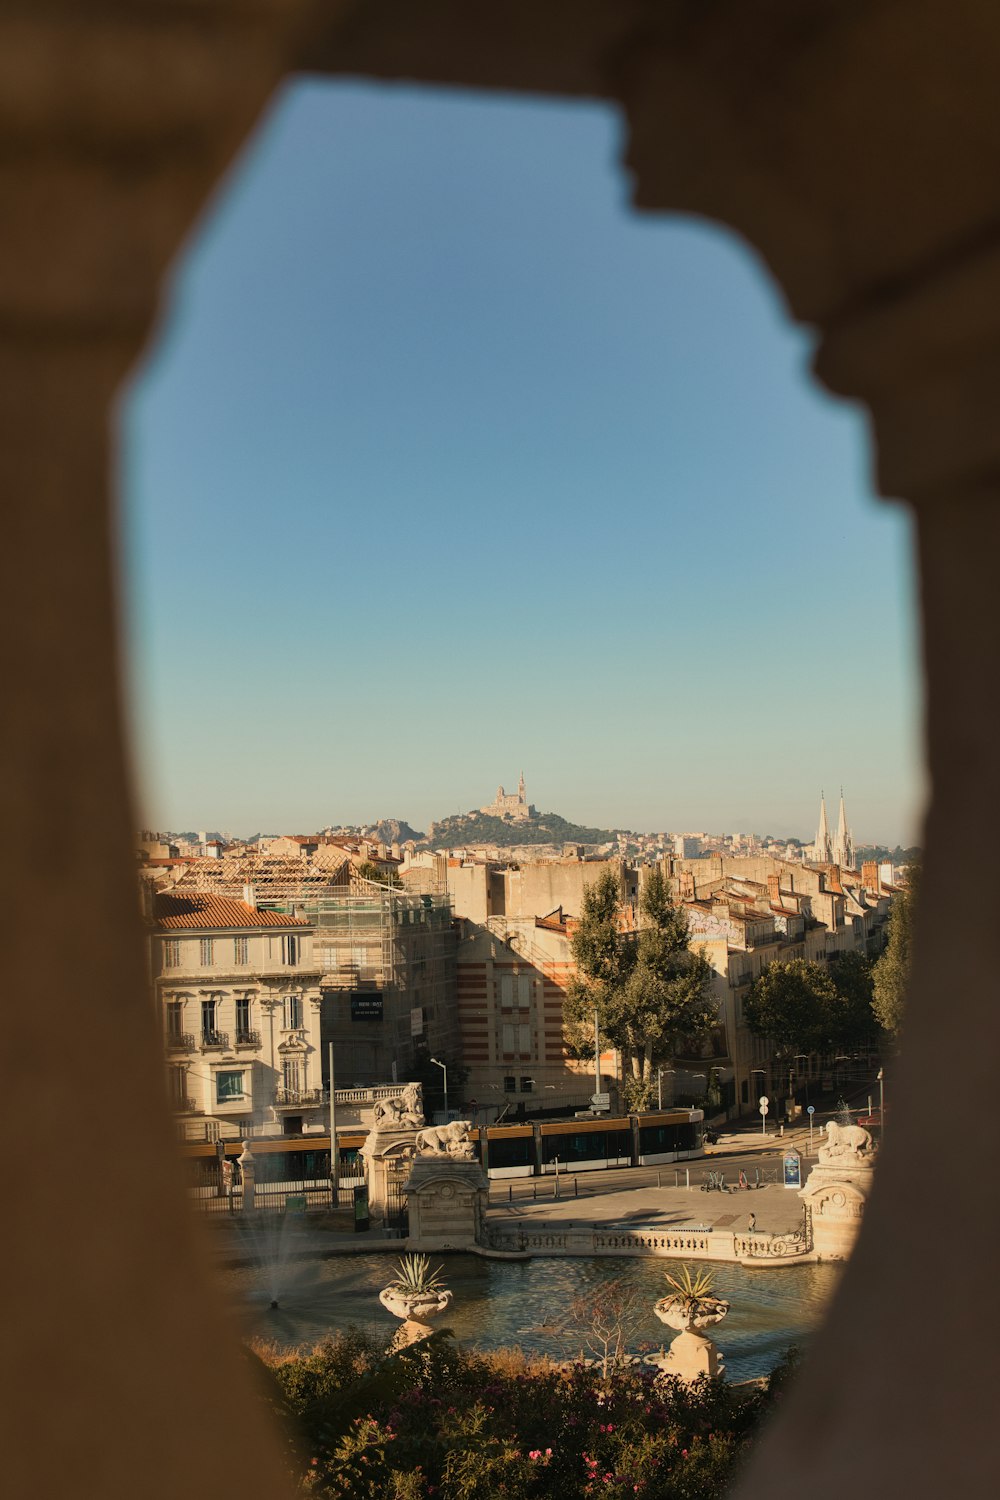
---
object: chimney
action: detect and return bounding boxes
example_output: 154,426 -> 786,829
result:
862,860 -> 879,892
767,874 -> 781,906
242,883 -> 257,909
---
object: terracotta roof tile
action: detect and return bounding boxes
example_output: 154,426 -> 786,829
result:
154,893 -> 309,930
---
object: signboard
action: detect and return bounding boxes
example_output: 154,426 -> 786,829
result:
806,1104 -> 815,1116
591,1092 -> 611,1112
350,992 -> 383,1022
758,1100 -> 769,1116
782,1151 -> 802,1189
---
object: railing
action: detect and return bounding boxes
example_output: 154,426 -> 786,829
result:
273,1087 -> 327,1108
235,1029 -> 261,1048
165,1032 -> 196,1051
201,1031 -> 230,1050
174,1096 -> 201,1113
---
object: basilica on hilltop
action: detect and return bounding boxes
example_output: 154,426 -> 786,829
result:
481,772 -> 536,823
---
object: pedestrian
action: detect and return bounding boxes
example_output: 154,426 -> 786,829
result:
748,1211 -> 756,1233
738,1169 -> 747,1190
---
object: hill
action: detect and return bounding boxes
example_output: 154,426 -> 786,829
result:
424,809 -> 618,848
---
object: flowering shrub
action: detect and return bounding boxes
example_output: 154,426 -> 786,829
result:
254,1332 -> 797,1500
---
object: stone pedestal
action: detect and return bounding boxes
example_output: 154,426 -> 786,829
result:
799,1159 -> 875,1260
649,1328 -> 725,1382
361,1126 -> 419,1224
404,1158 -> 489,1250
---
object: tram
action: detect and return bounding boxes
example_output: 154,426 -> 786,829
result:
178,1108 -> 703,1197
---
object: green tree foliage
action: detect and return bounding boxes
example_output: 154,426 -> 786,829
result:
826,950 -> 878,1051
743,959 -> 839,1056
872,872 -> 918,1039
563,868 -> 716,1111
355,861 -> 401,887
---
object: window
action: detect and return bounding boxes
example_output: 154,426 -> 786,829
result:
500,974 -> 513,1007
282,1059 -> 301,1094
517,974 -> 531,1009
519,1076 -> 534,1093
283,994 -> 302,1030
518,1022 -> 531,1057
236,996 -> 252,1038
215,1070 -> 244,1104
168,1066 -> 187,1103
502,1022 -> 515,1054
166,1001 -> 184,1040
234,936 -> 249,965
503,1075 -> 516,1093
281,934 -> 300,966
199,938 -> 214,966
201,997 -> 217,1040
164,938 -> 181,968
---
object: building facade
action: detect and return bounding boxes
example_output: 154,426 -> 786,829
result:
151,892 -> 325,1141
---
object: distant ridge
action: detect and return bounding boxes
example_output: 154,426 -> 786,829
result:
424,808 -> 617,849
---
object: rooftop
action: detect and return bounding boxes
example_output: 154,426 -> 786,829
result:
154,894 -> 309,931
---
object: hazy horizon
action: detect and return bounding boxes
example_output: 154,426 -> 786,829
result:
123,82 -> 923,849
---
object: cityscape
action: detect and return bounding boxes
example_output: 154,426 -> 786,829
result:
137,771 -> 910,1495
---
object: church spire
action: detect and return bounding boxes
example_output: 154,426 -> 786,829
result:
833,787 -> 854,869
815,791 -> 832,863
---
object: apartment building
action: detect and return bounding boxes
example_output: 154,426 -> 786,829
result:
151,891 -> 325,1140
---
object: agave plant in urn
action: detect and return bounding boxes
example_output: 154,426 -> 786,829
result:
650,1264 -> 730,1382
379,1254 -> 453,1348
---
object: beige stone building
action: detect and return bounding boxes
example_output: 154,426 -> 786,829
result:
151,892 -> 325,1141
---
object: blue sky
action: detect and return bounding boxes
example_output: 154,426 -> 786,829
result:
122,81 -> 922,845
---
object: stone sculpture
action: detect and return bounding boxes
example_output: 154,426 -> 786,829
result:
372,1083 -> 424,1130
415,1119 -> 476,1159
819,1120 -> 873,1163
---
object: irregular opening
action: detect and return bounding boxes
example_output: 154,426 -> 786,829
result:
120,75 -> 921,1408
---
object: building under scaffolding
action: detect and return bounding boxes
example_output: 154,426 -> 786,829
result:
267,885 -> 458,1088
159,849 -> 457,1087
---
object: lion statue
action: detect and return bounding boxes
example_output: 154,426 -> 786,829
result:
415,1119 -> 476,1159
372,1083 -> 424,1130
820,1119 -> 873,1162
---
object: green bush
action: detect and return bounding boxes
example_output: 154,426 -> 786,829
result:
252,1331 -> 793,1499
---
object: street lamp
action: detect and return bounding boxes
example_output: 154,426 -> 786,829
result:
877,1066 -> 884,1139
429,1057 -> 448,1120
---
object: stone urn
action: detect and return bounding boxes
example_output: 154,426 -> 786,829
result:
651,1287 -> 730,1382
379,1256 -> 453,1348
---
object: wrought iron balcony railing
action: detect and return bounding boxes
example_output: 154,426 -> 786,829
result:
165,1032 -> 196,1051
201,1031 -> 230,1050
234,1029 -> 261,1048
273,1087 -> 326,1108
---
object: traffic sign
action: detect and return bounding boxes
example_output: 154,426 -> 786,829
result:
591,1092 -> 611,1111
807,1105 -> 815,1116
759,1094 -> 769,1106
759,1101 -> 769,1115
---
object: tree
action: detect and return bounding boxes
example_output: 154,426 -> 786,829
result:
743,959 -> 839,1057
356,860 -> 400,887
826,950 -> 878,1051
563,867 -> 716,1111
872,870 -> 918,1040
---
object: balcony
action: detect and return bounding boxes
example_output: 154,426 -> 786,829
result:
201,1031 -> 230,1051
165,1032 -> 196,1052
273,1087 -> 326,1109
173,1096 -> 201,1114
234,1029 -> 261,1049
